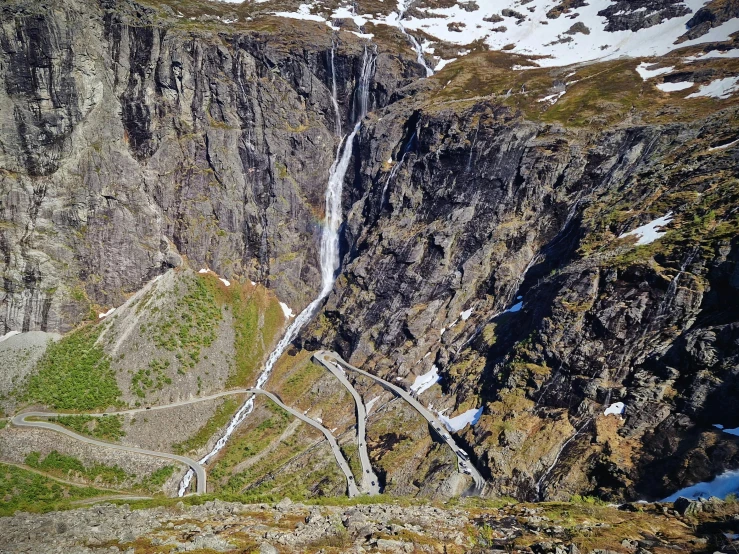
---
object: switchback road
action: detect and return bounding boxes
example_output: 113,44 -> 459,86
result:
314,350 -> 486,494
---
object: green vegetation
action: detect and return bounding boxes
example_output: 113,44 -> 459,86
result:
130,359 -> 172,398
206,401 -> 341,498
152,276 -> 222,370
228,285 -> 285,387
23,325 -> 121,410
173,397 -> 241,455
0,463 -> 104,516
340,443 -> 363,484
25,451 -> 128,486
49,414 -> 125,441
140,465 -> 175,493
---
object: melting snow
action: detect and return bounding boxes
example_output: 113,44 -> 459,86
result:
98,308 -> 116,319
460,308 -> 473,321
685,48 -> 739,62
618,212 -> 673,245
538,91 -> 566,104
663,470 -> 739,501
410,365 -> 441,395
439,407 -> 483,432
279,302 -> 294,318
604,402 -> 625,416
219,278 -> 230,287
273,3 -> 326,22
686,77 -> 739,99
264,0 -> 736,69
656,81 -> 694,92
635,63 -> 675,80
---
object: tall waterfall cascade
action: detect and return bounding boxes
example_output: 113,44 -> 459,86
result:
178,45 -> 377,496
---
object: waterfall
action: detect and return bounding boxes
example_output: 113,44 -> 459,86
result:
330,41 -> 342,136
178,46 -> 376,496
396,0 -> 433,77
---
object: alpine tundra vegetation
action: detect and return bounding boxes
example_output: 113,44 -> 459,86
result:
0,0 -> 739,551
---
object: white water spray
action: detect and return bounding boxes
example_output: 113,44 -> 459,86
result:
179,46 -> 376,496
396,0 -> 433,77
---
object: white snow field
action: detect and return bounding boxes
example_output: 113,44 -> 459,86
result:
259,0 -> 738,69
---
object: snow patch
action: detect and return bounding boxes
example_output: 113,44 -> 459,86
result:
635,62 -> 674,80
410,365 -> 440,395
439,406 -> 483,432
686,77 -> 739,99
273,3 -> 326,22
506,301 -> 524,314
663,470 -> 739,501
198,268 -> 209,274
618,212 -> 673,245
219,278 -> 230,287
460,308 -> 473,321
656,81 -> 694,92
279,302 -> 294,318
604,402 -> 625,416
538,90 -> 566,104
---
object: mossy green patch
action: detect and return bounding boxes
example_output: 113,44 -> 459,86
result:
49,414 -> 125,441
25,451 -> 128,486
23,325 -> 121,410
0,463 -> 104,516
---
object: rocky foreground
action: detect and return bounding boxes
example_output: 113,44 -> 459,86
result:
2,496 -> 739,553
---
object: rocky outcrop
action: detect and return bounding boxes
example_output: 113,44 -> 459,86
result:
3,497 -> 738,553
303,85 -> 739,501
0,0 -> 424,333
597,0 -> 692,32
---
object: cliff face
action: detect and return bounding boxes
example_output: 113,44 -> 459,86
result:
0,0 -> 423,333
306,86 -> 739,500
1,0 -> 739,503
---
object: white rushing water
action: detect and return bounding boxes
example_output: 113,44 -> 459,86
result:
330,41 -> 342,136
178,45 -> 376,496
396,0 -> 433,77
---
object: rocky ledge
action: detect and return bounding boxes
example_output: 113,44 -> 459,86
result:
3,496 -> 739,553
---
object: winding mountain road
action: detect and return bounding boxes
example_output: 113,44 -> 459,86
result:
11,387 -> 360,498
314,353 -> 381,495
11,412 -> 207,494
314,350 -> 486,494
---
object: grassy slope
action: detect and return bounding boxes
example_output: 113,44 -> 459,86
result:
0,462 -> 106,516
